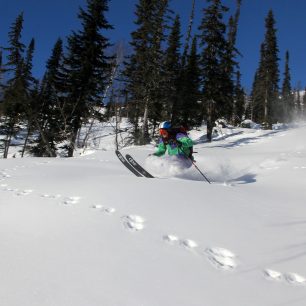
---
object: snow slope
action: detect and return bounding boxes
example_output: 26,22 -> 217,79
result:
1,124 -> 306,306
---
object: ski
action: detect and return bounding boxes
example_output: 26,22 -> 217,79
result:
115,150 -> 142,177
125,154 -> 154,178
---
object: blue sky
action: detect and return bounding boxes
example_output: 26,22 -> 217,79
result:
1,0 -> 306,92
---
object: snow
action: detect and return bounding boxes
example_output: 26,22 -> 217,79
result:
1,123 -> 306,306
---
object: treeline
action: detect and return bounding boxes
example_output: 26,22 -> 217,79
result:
0,0 -> 305,158
0,0 -> 113,158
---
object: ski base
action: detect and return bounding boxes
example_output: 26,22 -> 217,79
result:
126,154 -> 154,178
115,150 -> 142,177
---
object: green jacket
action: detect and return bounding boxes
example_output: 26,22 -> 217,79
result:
154,133 -> 193,158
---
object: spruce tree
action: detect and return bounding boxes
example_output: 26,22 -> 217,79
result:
251,10 -> 280,128
1,13 -> 27,158
0,50 -> 3,90
265,10 -> 280,124
124,0 -> 169,144
31,38 -> 65,157
164,15 -> 182,123
251,44 -> 265,123
281,51 -> 293,123
295,84 -> 302,118
198,0 -> 232,141
23,39 -> 36,90
62,0 -> 113,156
302,87 -> 306,120
226,0 -> 242,124
179,36 -> 201,127
233,70 -> 245,125
181,0 -> 195,68
0,51 -> 3,111
20,38 -> 38,157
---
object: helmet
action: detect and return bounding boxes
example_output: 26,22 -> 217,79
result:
159,121 -> 171,129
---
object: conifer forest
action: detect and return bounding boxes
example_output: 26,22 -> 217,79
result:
0,0 -> 305,158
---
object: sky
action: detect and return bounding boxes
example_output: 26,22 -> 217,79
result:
1,0 -> 306,92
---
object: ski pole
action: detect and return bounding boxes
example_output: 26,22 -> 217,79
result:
178,145 -> 211,184
189,158 -> 211,184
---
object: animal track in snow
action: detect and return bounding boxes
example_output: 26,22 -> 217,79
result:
103,207 -> 116,214
4,187 -> 18,192
41,194 -> 61,199
122,215 -> 146,231
63,196 -> 81,205
163,234 -> 179,244
284,273 -> 306,285
92,204 -> 103,209
293,166 -> 306,170
1,183 -> 17,192
264,269 -> 283,281
205,247 -> 237,271
92,204 -> 116,214
180,239 -> 199,250
206,247 -> 236,258
264,269 -> 306,286
0,171 -> 11,178
163,235 -> 199,253
16,189 -> 33,196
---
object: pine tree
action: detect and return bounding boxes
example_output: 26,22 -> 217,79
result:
124,0 -> 169,144
164,15 -> 182,123
244,95 -> 252,121
281,51 -> 293,123
181,0 -> 195,68
226,0 -> 242,123
0,50 -> 3,89
31,38 -> 65,157
178,36 -> 201,127
62,0 -> 113,156
302,88 -> 306,120
198,0 -> 232,141
1,13 -> 27,158
251,10 -> 280,128
233,70 -> 245,124
20,38 -> 38,157
0,51 -> 3,111
5,13 -> 25,80
295,83 -> 302,118
251,44 -> 265,123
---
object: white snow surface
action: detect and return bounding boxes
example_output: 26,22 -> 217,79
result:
1,124 -> 306,306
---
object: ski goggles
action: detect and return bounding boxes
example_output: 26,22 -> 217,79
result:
159,129 -> 169,137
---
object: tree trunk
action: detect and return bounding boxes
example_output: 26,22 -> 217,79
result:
141,98 -> 149,145
264,89 -> 268,123
34,118 -> 57,157
182,0 -> 195,66
81,119 -> 94,149
207,117 -> 213,142
67,118 -> 81,157
21,126 -> 31,157
115,102 -> 119,150
206,100 -> 216,142
3,134 -> 12,159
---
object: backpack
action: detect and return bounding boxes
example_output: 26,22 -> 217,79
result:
167,126 -> 193,159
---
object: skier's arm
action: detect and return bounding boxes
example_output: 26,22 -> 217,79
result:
176,133 -> 193,148
153,140 -> 167,156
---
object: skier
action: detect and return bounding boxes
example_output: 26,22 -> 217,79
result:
152,121 -> 194,160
